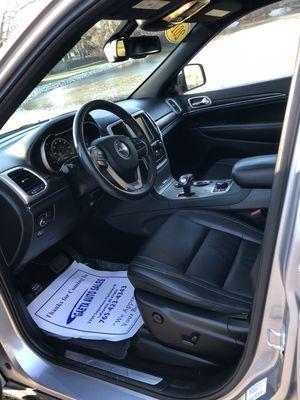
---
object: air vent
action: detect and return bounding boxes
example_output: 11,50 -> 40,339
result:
166,99 -> 181,114
8,169 -> 46,196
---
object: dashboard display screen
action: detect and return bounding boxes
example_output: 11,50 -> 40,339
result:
134,116 -> 153,142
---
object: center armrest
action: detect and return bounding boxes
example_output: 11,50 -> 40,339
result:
232,154 -> 276,189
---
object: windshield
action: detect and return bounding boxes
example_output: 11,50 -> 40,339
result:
1,20 -> 181,135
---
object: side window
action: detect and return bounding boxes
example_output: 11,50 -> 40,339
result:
187,0 -> 300,93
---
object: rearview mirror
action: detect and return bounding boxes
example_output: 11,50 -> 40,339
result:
177,64 -> 206,93
104,36 -> 161,63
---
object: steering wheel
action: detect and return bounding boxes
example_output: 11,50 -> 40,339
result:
73,100 -> 157,200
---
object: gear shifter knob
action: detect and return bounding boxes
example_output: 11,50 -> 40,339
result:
179,173 -> 194,186
178,174 -> 195,197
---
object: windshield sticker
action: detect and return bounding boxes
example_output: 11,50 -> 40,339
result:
28,262 -> 143,341
165,23 -> 190,43
133,0 -> 170,10
246,378 -> 267,400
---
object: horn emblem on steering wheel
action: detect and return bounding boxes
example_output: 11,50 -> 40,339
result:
114,140 -> 131,159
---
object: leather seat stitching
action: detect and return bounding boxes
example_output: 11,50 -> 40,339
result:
132,259 -> 252,305
135,274 -> 248,313
221,238 -> 243,289
184,227 -> 210,273
176,212 -> 262,236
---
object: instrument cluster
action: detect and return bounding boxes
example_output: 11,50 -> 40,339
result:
41,122 -> 101,172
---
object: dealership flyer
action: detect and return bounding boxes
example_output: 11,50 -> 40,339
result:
28,262 -> 143,341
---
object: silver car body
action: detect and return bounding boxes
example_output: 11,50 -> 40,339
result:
0,1 -> 299,398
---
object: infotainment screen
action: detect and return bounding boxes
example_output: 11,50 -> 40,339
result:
134,115 -> 153,142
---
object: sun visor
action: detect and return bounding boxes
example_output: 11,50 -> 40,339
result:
103,1 -> 241,30
135,0 -> 210,30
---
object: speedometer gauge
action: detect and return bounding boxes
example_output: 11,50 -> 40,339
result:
51,138 -> 73,163
41,122 -> 99,173
41,134 -> 75,172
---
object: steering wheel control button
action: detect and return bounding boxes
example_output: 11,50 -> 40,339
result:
114,140 -> 131,159
91,147 -> 107,167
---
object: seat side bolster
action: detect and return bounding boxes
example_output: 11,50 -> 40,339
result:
129,260 -> 252,316
175,211 -> 263,244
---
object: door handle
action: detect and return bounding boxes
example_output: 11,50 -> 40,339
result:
188,96 -> 211,108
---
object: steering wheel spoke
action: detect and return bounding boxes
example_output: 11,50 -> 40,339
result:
105,164 -> 143,191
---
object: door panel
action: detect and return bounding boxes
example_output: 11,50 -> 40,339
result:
165,77 -> 290,178
199,123 -> 282,142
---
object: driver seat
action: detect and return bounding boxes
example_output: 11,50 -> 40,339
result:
128,210 -> 262,366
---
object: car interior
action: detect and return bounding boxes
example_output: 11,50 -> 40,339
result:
0,0 -> 297,398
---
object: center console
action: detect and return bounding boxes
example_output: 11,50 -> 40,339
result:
108,111 -> 238,204
107,110 -> 272,211
174,174 -> 232,198
158,175 -> 235,201
101,109 -> 275,240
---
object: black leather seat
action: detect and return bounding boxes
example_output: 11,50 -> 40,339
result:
129,210 -> 262,365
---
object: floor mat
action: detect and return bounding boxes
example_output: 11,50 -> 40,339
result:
28,262 -> 143,341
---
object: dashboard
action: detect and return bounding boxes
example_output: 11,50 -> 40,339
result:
40,110 -> 169,174
0,97 -> 180,269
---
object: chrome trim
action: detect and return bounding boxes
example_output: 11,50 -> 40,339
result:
107,119 -> 128,136
266,326 -> 286,354
185,93 -> 286,114
0,167 -> 48,204
66,351 -> 162,386
107,110 -> 151,138
41,121 -> 100,173
0,289 -> 148,400
188,95 -> 212,108
114,140 -> 131,159
90,140 -> 143,192
132,110 -> 148,119
0,373 -> 6,388
141,111 -> 169,169
106,164 -> 143,191
41,134 -> 57,173
210,180 -> 233,195
3,387 -> 38,399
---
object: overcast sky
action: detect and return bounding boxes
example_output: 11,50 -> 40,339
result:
0,0 -> 50,15
0,0 -> 53,55
0,0 -> 51,38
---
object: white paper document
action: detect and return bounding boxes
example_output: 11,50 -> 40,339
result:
28,262 -> 143,341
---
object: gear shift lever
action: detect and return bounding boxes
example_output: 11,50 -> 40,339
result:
178,174 -> 195,197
